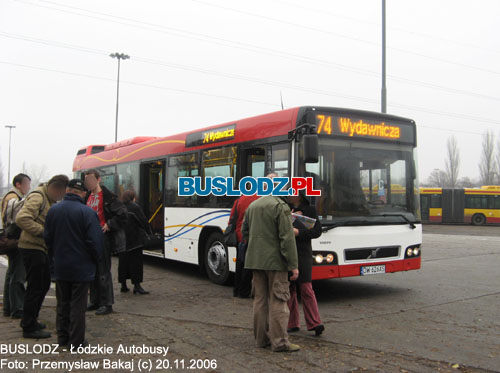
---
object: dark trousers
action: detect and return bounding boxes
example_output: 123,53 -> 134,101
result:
89,236 -> 114,307
56,280 -> 89,347
118,248 -> 143,285
20,249 -> 51,332
234,242 -> 252,297
3,248 -> 26,317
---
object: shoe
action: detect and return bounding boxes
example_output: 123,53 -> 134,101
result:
274,343 -> 301,353
233,289 -> 238,297
238,294 -> 251,299
35,322 -> 47,330
3,311 -> 10,317
87,304 -> 99,311
23,330 -> 51,339
312,324 -> 324,337
95,306 -> 113,315
120,285 -> 130,293
133,284 -> 149,295
287,327 -> 300,333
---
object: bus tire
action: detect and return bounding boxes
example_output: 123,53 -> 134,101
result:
204,232 -> 230,285
471,213 -> 486,226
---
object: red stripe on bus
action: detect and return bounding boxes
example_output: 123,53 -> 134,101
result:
429,216 -> 442,222
311,257 -> 421,280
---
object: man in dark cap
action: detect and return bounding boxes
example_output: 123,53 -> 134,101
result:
44,179 -> 103,348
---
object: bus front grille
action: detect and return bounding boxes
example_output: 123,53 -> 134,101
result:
344,246 -> 400,261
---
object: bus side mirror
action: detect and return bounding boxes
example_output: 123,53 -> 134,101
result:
303,134 -> 319,163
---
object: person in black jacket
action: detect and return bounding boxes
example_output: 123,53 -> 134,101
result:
84,169 -> 128,316
286,192 -> 325,337
119,190 -> 150,295
44,179 -> 103,348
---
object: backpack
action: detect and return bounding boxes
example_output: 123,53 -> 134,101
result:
2,190 -> 46,239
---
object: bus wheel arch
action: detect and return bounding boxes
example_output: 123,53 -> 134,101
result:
199,228 -> 231,285
471,213 -> 486,226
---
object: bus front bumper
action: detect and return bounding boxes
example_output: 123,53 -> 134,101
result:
311,257 -> 421,280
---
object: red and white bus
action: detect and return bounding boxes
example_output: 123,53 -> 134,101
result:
73,106 -> 422,284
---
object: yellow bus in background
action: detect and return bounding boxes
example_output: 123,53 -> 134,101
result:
420,186 -> 500,225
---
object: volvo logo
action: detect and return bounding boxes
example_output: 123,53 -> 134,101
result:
368,248 -> 380,259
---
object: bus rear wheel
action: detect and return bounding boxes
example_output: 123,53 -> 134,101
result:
204,232 -> 230,285
471,213 -> 486,226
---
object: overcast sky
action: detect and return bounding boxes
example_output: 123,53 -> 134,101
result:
1,0 -> 499,185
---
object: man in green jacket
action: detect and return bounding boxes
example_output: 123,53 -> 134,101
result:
242,190 -> 300,353
16,175 -> 68,339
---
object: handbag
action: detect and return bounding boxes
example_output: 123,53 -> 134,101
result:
223,199 -> 239,247
0,229 -> 18,255
130,212 -> 163,250
142,229 -> 163,250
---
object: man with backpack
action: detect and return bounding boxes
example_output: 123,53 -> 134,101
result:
16,174 -> 69,339
1,173 -> 31,319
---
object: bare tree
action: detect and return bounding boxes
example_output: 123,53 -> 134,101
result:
427,169 -> 447,187
495,135 -> 500,184
457,176 -> 477,188
445,135 -> 460,188
479,130 -> 495,185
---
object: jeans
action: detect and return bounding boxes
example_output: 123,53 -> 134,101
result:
3,248 -> 26,317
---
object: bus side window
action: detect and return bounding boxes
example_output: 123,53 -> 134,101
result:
166,153 -> 199,207
240,146 -> 266,178
489,195 -> 500,209
98,166 -> 117,194
430,194 -> 441,208
200,146 -> 237,208
271,143 -> 289,177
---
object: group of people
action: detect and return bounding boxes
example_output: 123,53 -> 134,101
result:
1,170 -> 151,348
229,173 -> 325,353
2,169 -> 322,352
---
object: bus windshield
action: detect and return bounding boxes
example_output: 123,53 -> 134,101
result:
302,138 -> 419,225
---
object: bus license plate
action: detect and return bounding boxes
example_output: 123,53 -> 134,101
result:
360,265 -> 386,276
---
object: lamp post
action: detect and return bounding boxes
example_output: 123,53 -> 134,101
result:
5,125 -> 16,188
381,0 -> 387,113
110,52 -> 129,143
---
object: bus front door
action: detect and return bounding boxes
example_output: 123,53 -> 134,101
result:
140,160 -> 165,255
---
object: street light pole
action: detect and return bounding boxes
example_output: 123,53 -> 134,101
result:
381,0 -> 387,113
110,52 -> 130,143
5,125 -> 16,188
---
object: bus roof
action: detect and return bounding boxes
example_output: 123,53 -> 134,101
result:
73,106 -> 416,172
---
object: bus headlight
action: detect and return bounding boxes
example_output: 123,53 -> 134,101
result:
314,255 -> 324,264
326,254 -> 334,263
406,248 -> 413,257
413,247 -> 420,256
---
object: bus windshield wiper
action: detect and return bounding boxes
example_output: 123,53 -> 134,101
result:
321,222 -> 341,232
321,220 -> 371,232
379,214 -> 416,229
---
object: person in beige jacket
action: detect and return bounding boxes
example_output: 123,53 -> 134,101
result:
16,175 -> 68,339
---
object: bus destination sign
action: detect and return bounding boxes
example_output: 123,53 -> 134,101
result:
186,124 -> 236,147
315,114 -> 414,144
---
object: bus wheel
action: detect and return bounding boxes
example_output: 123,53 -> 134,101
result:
204,232 -> 230,285
471,214 -> 486,226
